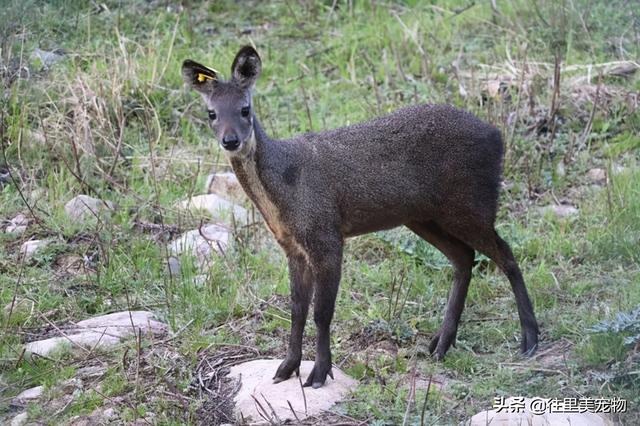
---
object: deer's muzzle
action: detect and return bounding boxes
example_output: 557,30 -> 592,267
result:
222,135 -> 240,151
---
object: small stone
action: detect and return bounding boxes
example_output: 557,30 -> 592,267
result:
76,365 -> 107,379
48,394 -> 74,414
542,204 -> 578,218
10,412 -> 28,426
166,4 -> 184,13
587,168 -> 606,184
486,80 -> 504,98
5,213 -> 29,234
67,415 -> 93,426
205,172 -> 247,204
167,256 -> 181,277
64,195 -> 113,222
168,224 -> 231,270
13,385 -> 44,403
75,310 -> 167,334
102,407 -> 116,419
60,378 -> 83,394
55,254 -> 88,275
30,188 -> 46,202
31,48 -> 65,68
22,128 -> 46,145
178,194 -> 248,225
24,311 -> 167,356
612,164 -> 626,175
19,239 -> 51,261
193,274 -> 208,286
228,359 -> 357,424
24,332 -> 117,357
6,223 -> 27,234
3,298 -> 34,318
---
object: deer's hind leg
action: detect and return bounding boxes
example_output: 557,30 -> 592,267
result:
453,227 -> 539,356
407,221 -> 475,360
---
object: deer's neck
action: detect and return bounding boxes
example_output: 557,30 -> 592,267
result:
230,118 -> 291,241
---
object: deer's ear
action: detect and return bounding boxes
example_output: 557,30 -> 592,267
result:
231,45 -> 261,89
182,60 -> 218,93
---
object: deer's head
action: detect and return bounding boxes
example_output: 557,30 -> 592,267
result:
182,46 -> 262,157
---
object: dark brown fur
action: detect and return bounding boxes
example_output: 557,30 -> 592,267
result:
182,46 -> 539,389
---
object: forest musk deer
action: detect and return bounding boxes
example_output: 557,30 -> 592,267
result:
182,46 -> 539,389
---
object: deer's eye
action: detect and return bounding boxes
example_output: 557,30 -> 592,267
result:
208,110 -> 217,120
241,106 -> 251,117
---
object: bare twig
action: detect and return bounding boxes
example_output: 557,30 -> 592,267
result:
420,375 -> 433,426
298,76 -> 314,131
577,71 -> 602,150
362,52 -> 382,115
287,400 -> 302,423
0,111 -> 45,227
547,52 -> 562,149
402,358 -> 417,426
298,371 -> 308,415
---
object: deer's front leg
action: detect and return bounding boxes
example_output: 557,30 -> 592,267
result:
304,238 -> 343,389
273,253 -> 312,383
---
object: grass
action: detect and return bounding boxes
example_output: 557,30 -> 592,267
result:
1,0 -> 639,424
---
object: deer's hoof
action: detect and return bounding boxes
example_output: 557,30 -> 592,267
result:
273,357 -> 301,384
520,327 -> 539,357
429,329 -> 457,360
302,361 -> 333,388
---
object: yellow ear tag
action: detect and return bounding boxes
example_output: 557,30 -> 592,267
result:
197,73 -> 214,83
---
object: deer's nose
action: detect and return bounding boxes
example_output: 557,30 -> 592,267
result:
221,135 -> 240,151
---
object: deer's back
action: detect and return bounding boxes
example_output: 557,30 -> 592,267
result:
281,104 -> 504,236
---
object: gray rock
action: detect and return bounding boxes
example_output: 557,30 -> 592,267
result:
29,188 -> 46,203
6,223 -> 27,235
67,415 -> 98,426
612,164 -> 626,175
465,397 -> 613,425
102,407 -> 116,419
76,365 -> 107,379
193,274 -> 208,286
205,172 -> 247,204
168,224 -> 231,270
25,331 -> 119,356
60,378 -> 83,394
228,359 -> 357,424
167,256 -> 181,277
31,48 -> 64,68
587,168 -> 606,184
19,239 -> 51,261
24,311 -> 167,356
178,194 -> 248,225
555,161 -> 566,178
13,385 -> 44,404
75,310 -> 165,330
542,204 -> 578,218
22,128 -> 46,145
3,298 -> 34,318
5,213 -> 29,234
10,412 -> 28,426
64,195 -> 113,222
